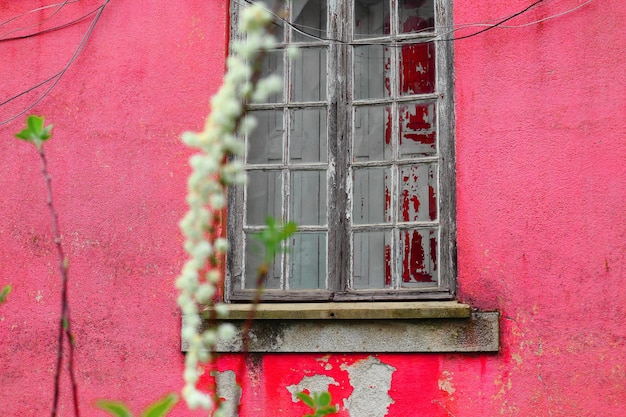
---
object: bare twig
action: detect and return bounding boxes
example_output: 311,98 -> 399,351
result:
38,148 -> 80,417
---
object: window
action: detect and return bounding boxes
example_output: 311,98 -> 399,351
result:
226,0 -> 455,302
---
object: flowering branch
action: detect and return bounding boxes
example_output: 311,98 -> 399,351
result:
175,3 -> 282,412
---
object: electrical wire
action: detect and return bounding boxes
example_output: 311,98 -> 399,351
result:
0,1 -> 110,126
0,1 -> 77,39
443,0 -> 545,41
237,0 -> 590,46
0,2 -> 103,43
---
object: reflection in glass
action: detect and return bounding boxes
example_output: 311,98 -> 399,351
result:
354,0 -> 389,39
353,105 -> 392,161
399,101 -> 436,157
398,0 -> 434,34
260,0 -> 286,41
246,171 -> 281,225
354,45 -> 390,99
353,168 -> 391,224
247,110 -> 284,164
399,228 -> 437,285
290,108 -> 327,163
353,231 -> 391,289
291,0 -> 327,42
289,233 -> 327,289
399,164 -> 437,222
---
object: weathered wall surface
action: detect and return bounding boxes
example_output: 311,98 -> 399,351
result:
0,0 -> 624,416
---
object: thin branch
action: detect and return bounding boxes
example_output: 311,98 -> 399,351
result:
39,148 -> 80,417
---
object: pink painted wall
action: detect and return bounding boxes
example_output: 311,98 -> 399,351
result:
0,0 -> 624,416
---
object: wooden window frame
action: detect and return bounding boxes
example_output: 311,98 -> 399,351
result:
226,0 -> 455,303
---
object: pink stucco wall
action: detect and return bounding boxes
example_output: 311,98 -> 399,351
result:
1,0 -> 624,416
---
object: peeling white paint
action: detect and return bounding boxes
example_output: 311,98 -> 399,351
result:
286,375 -> 339,403
212,370 -> 242,417
340,356 -> 396,417
438,370 -> 456,396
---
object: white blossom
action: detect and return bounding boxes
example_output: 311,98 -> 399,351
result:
176,2 -> 283,410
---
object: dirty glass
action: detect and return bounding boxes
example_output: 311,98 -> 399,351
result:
399,42 -> 435,95
246,110 -> 283,164
353,231 -> 392,289
353,45 -> 390,100
290,170 -> 327,226
398,0 -> 434,34
398,101 -> 437,157
290,108 -> 327,163
291,47 -> 327,102
246,170 -> 281,226
353,167 -> 392,224
291,0 -> 327,42
354,0 -> 389,39
244,232 -> 282,289
399,164 -> 437,222
398,228 -> 438,285
288,232 -> 327,289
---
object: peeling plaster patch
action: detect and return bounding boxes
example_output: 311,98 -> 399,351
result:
286,375 -> 339,402
212,370 -> 242,417
438,370 -> 456,396
340,356 -> 396,417
316,356 -> 334,371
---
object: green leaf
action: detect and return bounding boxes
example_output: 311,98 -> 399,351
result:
94,400 -> 134,417
318,405 -> 338,415
295,392 -> 315,409
0,285 -> 11,305
14,115 -> 53,148
316,391 -> 331,407
15,129 -> 32,140
283,221 -> 297,237
27,115 -> 43,133
140,393 -> 178,417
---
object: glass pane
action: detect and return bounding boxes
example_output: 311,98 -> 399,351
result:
261,0 -> 286,41
399,42 -> 435,95
354,0 -> 390,39
290,171 -> 327,225
290,108 -> 327,163
246,171 -> 281,225
399,101 -> 436,157
353,231 -> 392,289
291,0 -> 327,42
245,232 -> 281,289
259,51 -> 284,103
353,168 -> 391,224
398,0 -> 434,35
354,45 -> 390,99
291,47 -> 327,102
353,105 -> 392,161
247,110 -> 284,164
399,228 -> 438,285
399,164 -> 437,222
288,232 -> 327,289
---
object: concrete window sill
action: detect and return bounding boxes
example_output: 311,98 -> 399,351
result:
182,302 -> 499,353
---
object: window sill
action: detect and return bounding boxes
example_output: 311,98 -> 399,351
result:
218,301 -> 471,320
183,302 -> 499,353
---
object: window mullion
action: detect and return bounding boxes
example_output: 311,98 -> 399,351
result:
325,0 -> 350,294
